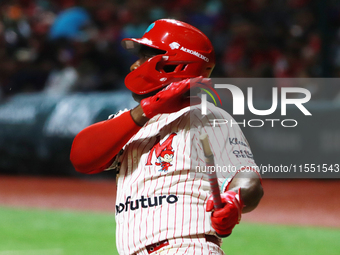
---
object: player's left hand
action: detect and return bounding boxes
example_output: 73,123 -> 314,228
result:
206,190 -> 244,237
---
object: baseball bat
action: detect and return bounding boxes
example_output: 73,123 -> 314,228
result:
199,133 -> 223,210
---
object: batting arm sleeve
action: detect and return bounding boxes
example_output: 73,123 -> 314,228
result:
70,111 -> 141,174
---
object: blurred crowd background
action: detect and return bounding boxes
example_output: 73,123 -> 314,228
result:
1,0 -> 340,100
0,0 -> 340,176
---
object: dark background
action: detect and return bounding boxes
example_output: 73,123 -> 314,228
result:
0,0 -> 339,177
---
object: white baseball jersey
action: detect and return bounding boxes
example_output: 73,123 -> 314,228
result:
111,102 -> 257,255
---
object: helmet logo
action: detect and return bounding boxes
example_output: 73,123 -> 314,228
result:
144,23 -> 155,34
169,42 -> 209,62
180,46 -> 209,62
169,42 -> 180,50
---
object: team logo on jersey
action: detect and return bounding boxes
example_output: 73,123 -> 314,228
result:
146,133 -> 177,172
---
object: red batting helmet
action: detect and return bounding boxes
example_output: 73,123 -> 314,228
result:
122,19 -> 215,95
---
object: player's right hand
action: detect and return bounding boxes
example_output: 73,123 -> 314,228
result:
206,190 -> 244,237
140,77 -> 209,119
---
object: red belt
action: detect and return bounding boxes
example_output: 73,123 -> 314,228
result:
145,235 -> 220,254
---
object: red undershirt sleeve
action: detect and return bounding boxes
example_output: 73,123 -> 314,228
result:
70,111 -> 142,174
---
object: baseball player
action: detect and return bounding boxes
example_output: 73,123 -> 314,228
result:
70,19 -> 263,255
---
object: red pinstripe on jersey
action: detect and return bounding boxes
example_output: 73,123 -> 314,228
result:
113,103 -> 258,254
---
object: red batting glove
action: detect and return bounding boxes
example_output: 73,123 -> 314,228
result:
140,77 -> 209,119
206,190 -> 244,237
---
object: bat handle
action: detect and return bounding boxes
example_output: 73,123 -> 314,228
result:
200,133 -> 223,210
206,163 -> 223,210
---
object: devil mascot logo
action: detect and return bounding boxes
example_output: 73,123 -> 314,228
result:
146,133 -> 177,172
